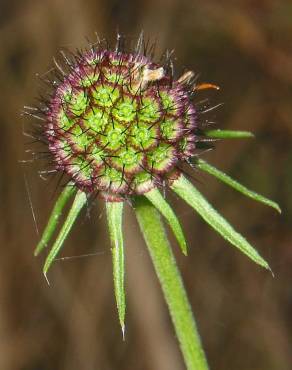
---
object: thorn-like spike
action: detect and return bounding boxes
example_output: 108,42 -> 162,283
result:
178,71 -> 195,85
122,324 -> 126,341
53,57 -> 66,76
135,30 -> 145,55
44,272 -> 50,286
115,32 -> 125,53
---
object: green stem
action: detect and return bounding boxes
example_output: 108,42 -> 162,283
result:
134,197 -> 209,370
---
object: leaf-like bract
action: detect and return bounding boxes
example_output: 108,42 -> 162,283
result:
43,190 -> 87,275
204,129 -> 254,139
197,159 -> 281,213
171,175 -> 271,271
145,188 -> 188,255
106,201 -> 126,338
35,184 -> 76,256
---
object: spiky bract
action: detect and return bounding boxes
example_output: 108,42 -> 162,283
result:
45,45 -> 197,200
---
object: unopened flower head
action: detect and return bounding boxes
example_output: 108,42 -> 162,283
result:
39,36 -> 200,201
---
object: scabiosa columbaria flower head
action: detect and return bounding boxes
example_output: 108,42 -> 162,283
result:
27,33 -> 280,370
43,35 -> 200,201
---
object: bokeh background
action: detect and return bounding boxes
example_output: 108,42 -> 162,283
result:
1,0 -> 292,369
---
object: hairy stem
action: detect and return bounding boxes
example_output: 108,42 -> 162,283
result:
134,196 -> 209,370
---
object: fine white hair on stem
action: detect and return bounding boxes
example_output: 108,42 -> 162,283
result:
23,170 -> 39,235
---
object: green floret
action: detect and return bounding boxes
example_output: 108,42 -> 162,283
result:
138,97 -> 160,122
160,91 -> 179,115
112,96 -> 138,122
80,71 -> 100,87
89,147 -> 106,167
111,148 -> 144,173
57,109 -> 75,130
69,124 -> 94,151
129,122 -> 157,150
160,117 -> 181,141
146,143 -> 175,172
67,91 -> 88,115
83,108 -> 108,133
104,71 -> 124,84
100,121 -> 128,151
92,85 -> 120,107
70,156 -> 93,180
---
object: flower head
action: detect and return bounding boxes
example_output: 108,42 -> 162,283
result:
42,39 -> 200,201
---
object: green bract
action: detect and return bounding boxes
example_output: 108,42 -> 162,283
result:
29,34 -> 280,370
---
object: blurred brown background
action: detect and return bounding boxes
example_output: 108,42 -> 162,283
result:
0,0 -> 292,369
